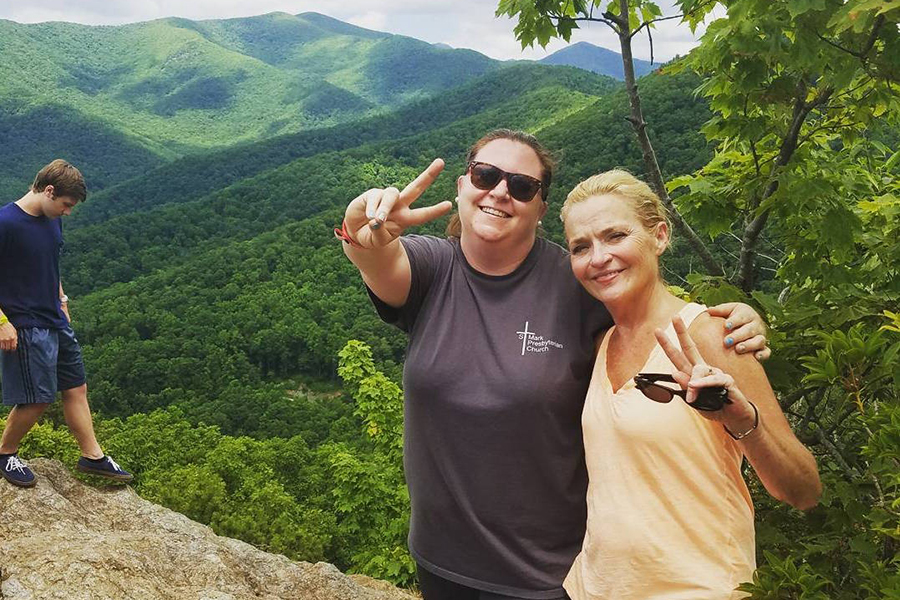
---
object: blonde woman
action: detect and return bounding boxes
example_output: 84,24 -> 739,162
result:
560,170 -> 821,600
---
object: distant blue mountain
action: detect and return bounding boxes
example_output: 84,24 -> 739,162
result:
539,41 -> 656,80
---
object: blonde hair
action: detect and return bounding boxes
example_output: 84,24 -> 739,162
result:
561,169 -> 671,242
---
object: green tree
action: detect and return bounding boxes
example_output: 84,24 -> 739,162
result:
498,0 -> 725,274
333,340 -> 414,585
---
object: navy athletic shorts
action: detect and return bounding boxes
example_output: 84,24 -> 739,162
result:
0,326 -> 87,406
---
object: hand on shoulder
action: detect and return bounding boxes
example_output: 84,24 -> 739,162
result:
707,302 -> 770,360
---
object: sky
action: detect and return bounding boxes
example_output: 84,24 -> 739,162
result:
0,1 -> 707,63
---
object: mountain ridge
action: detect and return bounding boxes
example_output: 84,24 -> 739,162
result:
0,12 -> 499,152
540,41 -> 656,79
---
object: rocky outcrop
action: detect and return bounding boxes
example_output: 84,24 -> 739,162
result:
0,459 -> 416,600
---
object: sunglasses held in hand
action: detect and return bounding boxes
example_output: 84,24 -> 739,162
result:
634,373 -> 731,412
467,161 -> 545,202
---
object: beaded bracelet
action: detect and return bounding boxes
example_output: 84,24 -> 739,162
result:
724,401 -> 759,440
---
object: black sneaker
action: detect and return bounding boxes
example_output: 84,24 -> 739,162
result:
1,453 -> 37,487
76,455 -> 133,482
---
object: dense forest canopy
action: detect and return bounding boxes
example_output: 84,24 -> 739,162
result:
1,3 -> 898,595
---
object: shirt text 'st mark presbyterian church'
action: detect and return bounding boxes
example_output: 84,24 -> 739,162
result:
516,321 -> 565,356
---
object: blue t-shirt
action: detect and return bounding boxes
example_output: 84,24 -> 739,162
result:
0,202 -> 68,329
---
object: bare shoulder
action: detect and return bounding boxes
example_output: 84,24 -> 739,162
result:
688,311 -> 762,374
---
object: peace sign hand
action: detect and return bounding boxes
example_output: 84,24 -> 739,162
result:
654,316 -> 757,430
344,159 -> 454,249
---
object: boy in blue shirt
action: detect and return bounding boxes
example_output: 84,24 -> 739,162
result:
0,159 -> 131,487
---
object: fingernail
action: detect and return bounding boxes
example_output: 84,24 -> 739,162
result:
737,344 -> 745,352
376,212 -> 386,222
726,321 -> 733,330
366,209 -> 375,219
725,337 -> 734,347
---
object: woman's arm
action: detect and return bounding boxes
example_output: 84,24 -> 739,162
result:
344,235 -> 411,308
658,314 -> 822,510
342,159 -> 451,308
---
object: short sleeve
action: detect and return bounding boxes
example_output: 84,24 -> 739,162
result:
366,234 -> 453,332
0,213 -> 8,253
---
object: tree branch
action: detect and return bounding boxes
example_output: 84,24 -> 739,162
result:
814,426 -> 862,482
602,9 -> 627,30
737,84 -> 834,290
743,96 -> 763,177
566,15 -> 619,30
814,14 -> 886,61
629,13 -> 687,40
628,0 -> 719,41
826,405 -> 860,438
613,0 -> 724,276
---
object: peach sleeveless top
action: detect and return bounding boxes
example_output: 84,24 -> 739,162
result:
564,303 -> 755,600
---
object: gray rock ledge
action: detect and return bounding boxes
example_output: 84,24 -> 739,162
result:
0,459 -> 416,600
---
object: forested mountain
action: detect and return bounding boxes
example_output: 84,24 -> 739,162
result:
540,41 -> 655,79
0,102 -> 166,198
0,12 -> 500,199
66,64 -> 617,228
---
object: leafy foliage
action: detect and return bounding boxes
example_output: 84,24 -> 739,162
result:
335,340 -> 413,583
670,5 -> 900,593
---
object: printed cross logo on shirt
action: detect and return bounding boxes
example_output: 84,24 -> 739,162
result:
516,321 -> 565,356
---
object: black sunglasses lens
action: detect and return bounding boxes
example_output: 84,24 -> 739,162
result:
507,175 -> 541,202
470,163 -> 540,202
470,164 -> 502,190
690,387 -> 729,411
637,382 -> 674,403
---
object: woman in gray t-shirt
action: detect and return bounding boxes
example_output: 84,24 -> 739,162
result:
338,129 -> 767,600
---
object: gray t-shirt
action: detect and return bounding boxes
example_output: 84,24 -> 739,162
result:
369,235 -> 612,599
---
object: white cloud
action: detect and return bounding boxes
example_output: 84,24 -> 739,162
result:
1,0 -> 707,62
347,11 -> 388,32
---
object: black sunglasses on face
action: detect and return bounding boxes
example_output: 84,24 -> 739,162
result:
634,373 -> 731,412
467,161 -> 545,202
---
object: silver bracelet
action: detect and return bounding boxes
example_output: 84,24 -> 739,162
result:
724,401 -> 759,440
